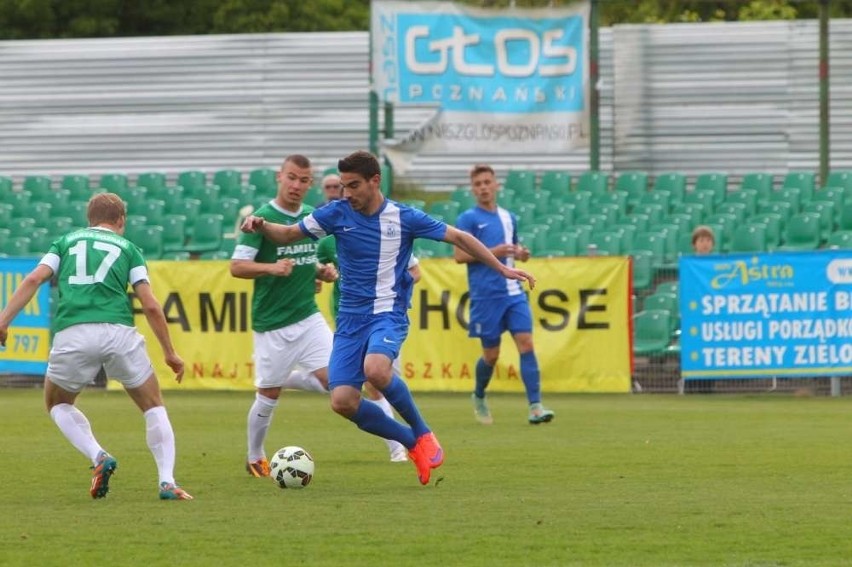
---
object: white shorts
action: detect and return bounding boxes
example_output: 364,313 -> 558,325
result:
47,323 -> 153,393
254,312 -> 333,389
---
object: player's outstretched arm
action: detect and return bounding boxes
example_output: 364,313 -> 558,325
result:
134,281 -> 185,383
443,226 -> 536,289
240,215 -> 306,245
0,264 -> 53,347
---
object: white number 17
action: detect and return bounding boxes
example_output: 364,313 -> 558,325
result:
68,240 -> 122,285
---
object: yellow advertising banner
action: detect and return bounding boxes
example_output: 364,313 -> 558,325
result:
401,257 -> 632,393
129,257 -> 631,393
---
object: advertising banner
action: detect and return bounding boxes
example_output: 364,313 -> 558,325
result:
680,250 -> 852,379
0,258 -> 51,375
371,0 -> 590,171
134,256 -> 631,393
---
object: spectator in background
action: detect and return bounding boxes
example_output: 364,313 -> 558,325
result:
692,225 -> 716,255
454,163 -> 554,426
319,173 -> 341,207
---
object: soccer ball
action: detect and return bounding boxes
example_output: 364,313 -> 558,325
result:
270,446 -> 314,489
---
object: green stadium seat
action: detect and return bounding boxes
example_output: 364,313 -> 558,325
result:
49,217 -> 75,241
159,186 -> 186,215
563,191 -> 591,218
568,224 -> 593,251
136,171 -> 167,193
98,173 -> 129,194
428,201 -> 461,224
537,213 -> 567,233
178,170 -> 207,194
651,172 -> 685,203
539,170 -> 571,194
592,191 -> 628,218
0,228 -> 9,253
28,228 -> 52,255
121,187 -> 148,216
814,187 -> 843,220
0,175 -> 12,198
802,201 -> 834,242
549,203 -> 577,225
729,223 -> 767,253
213,169 -> 243,193
23,175 -> 53,200
588,231 -> 622,256
654,223 -> 681,263
631,251 -> 654,292
0,203 -> 12,226
415,238 -> 453,258
30,202 -> 52,228
139,200 -> 166,227
219,198 -> 241,230
61,175 -> 91,201
675,232 -> 694,257
544,231 -> 579,256
162,215 -> 187,253
8,217 -> 36,238
622,213 -> 650,234
758,201 -> 793,227
703,213 -> 737,252
380,163 -> 392,196
7,191 -> 31,214
494,189 -> 514,210
505,169 -> 535,194
825,170 -> 852,193
249,168 -> 278,197
666,213 -> 693,236
199,250 -> 233,260
670,202 -> 705,225
655,280 -> 679,297
126,215 -> 148,233
631,203 -> 665,226
643,292 -> 679,328
222,184 -> 257,206
161,251 -> 191,261
610,224 -> 638,252
171,198 -> 202,227
838,202 -> 852,232
694,173 -> 727,205
768,187 -> 802,213
527,190 -> 551,212
724,189 -> 758,216
740,172 -> 773,202
183,214 -> 225,254
450,188 -> 476,211
1,236 -> 32,257
631,231 -> 667,268
577,213 -> 607,234
827,230 -> 852,249
715,202 -> 747,225
68,201 -> 89,228
220,237 -> 237,256
750,213 -> 782,251
595,203 -> 621,227
575,171 -> 608,196
782,171 -> 815,203
614,171 -> 648,209
639,190 -> 671,213
512,203 -> 536,227
40,189 -> 72,217
189,184 -> 221,208
778,213 -> 820,251
683,190 -> 715,215
633,309 -> 673,356
127,225 -> 164,260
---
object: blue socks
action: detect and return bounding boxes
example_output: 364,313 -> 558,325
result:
380,376 -> 430,440
351,398 -> 416,449
520,351 -> 541,404
474,357 -> 494,398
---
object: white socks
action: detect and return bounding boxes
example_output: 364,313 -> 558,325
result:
49,403 -> 104,465
144,406 -> 177,485
373,395 -> 407,459
281,370 -> 328,393
247,393 -> 278,461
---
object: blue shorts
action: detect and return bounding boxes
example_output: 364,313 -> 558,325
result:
468,293 -> 533,348
329,312 -> 409,389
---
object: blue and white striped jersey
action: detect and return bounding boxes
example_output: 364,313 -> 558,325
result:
300,199 -> 446,315
456,206 -> 524,300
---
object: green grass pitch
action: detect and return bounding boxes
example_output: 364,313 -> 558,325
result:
2,389 -> 852,566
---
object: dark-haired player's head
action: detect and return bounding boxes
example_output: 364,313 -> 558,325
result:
337,151 -> 383,214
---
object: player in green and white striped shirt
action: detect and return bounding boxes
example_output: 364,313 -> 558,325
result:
0,193 -> 192,500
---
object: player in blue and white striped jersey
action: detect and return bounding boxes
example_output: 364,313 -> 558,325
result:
240,150 -> 535,485
455,164 -> 555,426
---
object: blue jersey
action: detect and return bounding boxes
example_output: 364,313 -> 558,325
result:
456,206 -> 524,300
300,199 -> 446,315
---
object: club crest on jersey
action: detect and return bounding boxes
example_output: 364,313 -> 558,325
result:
386,224 -> 398,237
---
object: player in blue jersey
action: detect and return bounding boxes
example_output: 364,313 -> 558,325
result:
454,164 -> 555,426
241,150 -> 536,485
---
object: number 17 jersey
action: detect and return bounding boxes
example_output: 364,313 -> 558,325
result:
40,227 -> 148,333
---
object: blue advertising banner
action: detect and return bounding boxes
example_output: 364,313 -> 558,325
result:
680,250 -> 852,379
0,258 -> 51,375
371,1 -> 590,171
